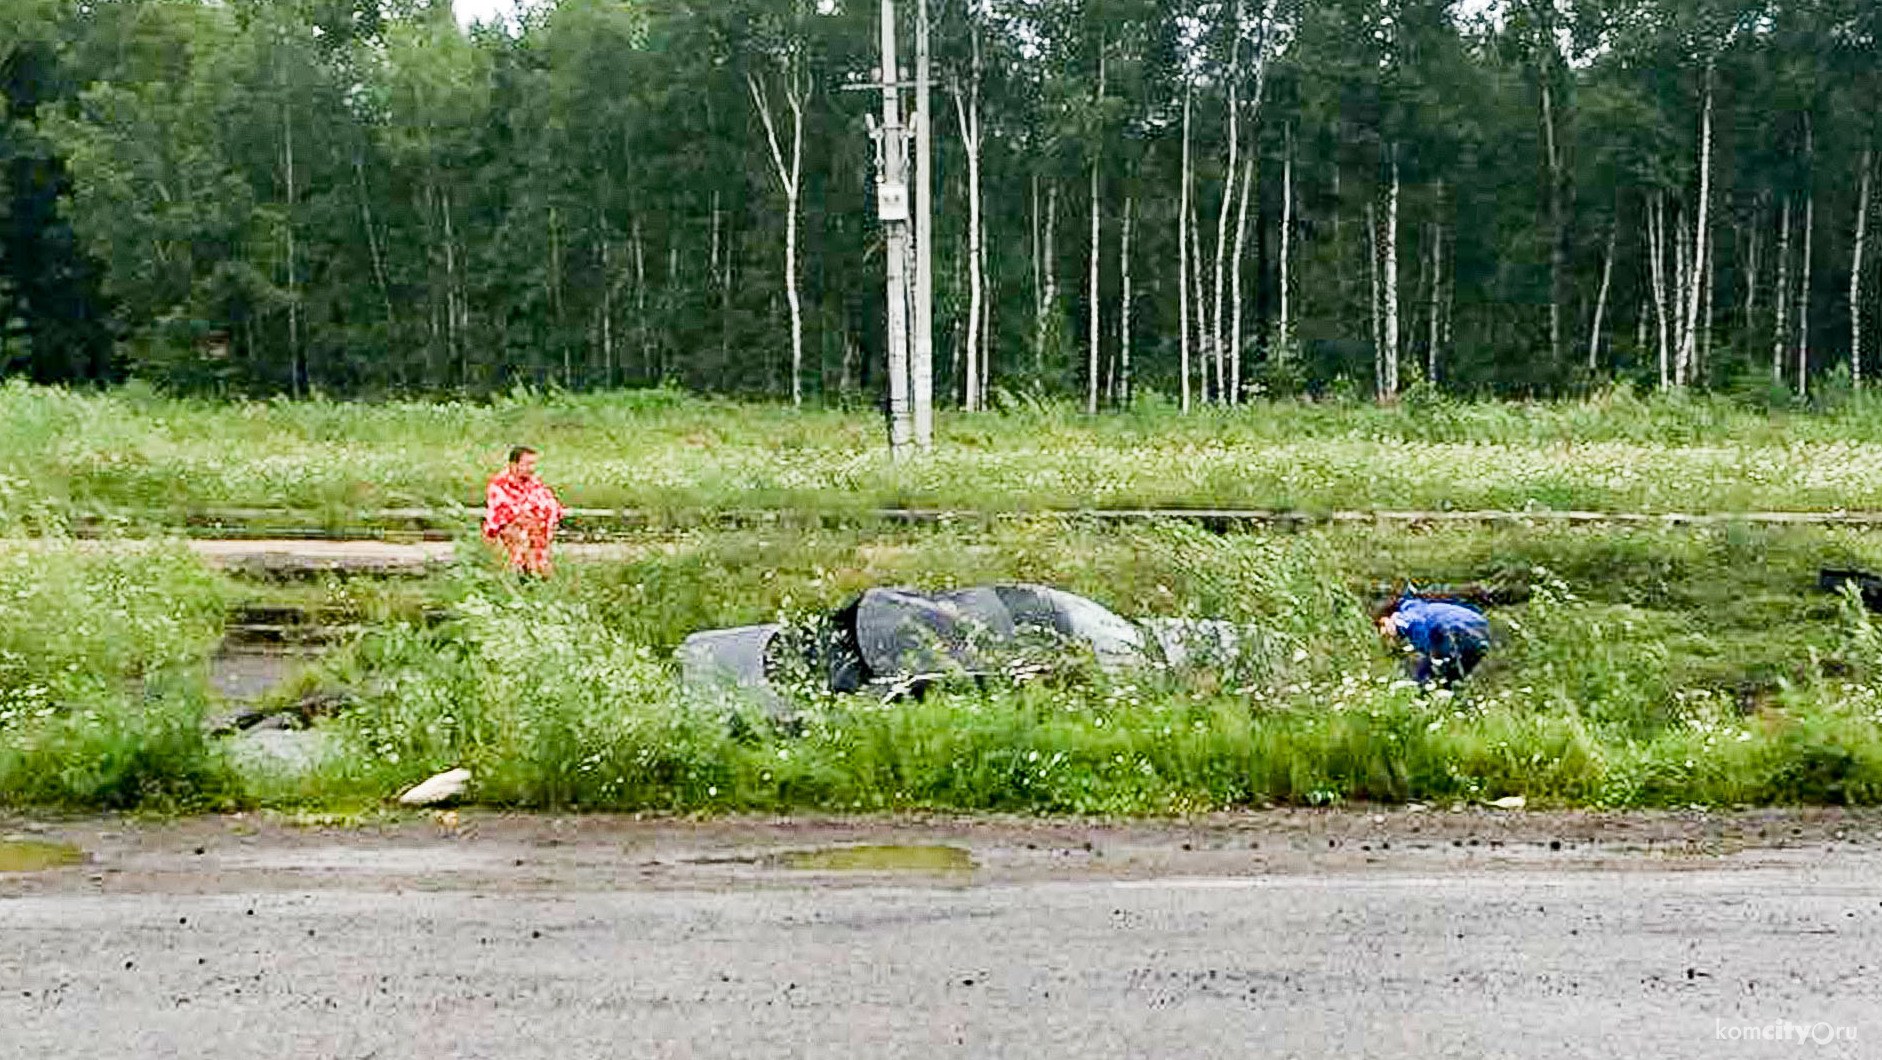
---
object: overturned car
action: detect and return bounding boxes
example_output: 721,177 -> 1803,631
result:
677,583 -> 1266,713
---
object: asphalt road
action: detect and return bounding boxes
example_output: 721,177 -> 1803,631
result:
3,811 -> 1878,1059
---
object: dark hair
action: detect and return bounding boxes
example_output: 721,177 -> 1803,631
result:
1368,580 -> 1411,622
508,445 -> 538,464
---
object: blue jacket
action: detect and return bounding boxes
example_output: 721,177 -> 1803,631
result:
1392,598 -> 1489,656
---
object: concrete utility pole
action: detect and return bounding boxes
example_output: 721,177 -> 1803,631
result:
912,0 -> 934,449
878,0 -> 914,455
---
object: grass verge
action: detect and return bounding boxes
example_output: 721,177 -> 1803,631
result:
6,522 -> 1882,812
22,383 -> 1882,528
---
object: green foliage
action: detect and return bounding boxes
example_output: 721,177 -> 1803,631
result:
213,518 -> 1882,813
0,541 -> 238,809
8,391 -> 1882,812
0,540 -> 232,719
5,0 -> 1876,399
319,587 -> 729,809
0,694 -> 241,811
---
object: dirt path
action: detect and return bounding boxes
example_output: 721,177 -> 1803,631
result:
3,809 -> 1877,1058
189,538 -> 669,574
0,537 -> 659,575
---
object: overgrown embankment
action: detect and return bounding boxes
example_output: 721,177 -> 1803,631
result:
6,521 -> 1882,812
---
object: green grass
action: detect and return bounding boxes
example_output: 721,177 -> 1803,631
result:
9,380 -> 1882,812
0,543 -> 241,809
20,382 -> 1882,530
225,521 -> 1882,812
8,521 -> 1882,812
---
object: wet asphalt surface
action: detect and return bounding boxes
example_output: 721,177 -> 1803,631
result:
2,809 -> 1878,1059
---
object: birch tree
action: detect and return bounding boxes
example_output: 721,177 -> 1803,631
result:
1087,47 -> 1106,415
1119,192 -> 1133,405
1178,80 -> 1193,411
913,0 -> 934,446
1513,0 -> 1571,370
1588,210 -> 1616,372
747,61 -> 806,405
951,13 -> 986,410
1381,147 -> 1400,400
1773,196 -> 1792,384
1852,148 -> 1871,386
1798,121 -> 1815,396
1209,6 -> 1241,402
1674,62 -> 1714,387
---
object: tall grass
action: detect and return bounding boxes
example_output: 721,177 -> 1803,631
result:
21,381 -> 1882,525
0,542 -> 240,808
5,519 -> 1882,812
278,523 -> 1882,811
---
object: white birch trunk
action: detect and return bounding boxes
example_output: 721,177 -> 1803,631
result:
549,206 -> 565,383
1442,224 -> 1454,356
282,83 -> 301,396
1853,148 -> 1872,387
1031,172 -> 1043,373
1700,228 -> 1714,380
1588,218 -> 1615,372
1382,149 -> 1400,400
1230,149 -> 1254,404
1742,201 -> 1761,341
1675,209 -> 1691,378
598,236 -> 618,387
1774,196 -> 1792,384
1798,180 -> 1814,396
748,70 -> 805,406
665,241 -> 678,381
1429,221 -> 1443,383
632,218 -> 648,380
353,154 -> 396,343
1429,180 -> 1446,383
913,0 -> 934,445
952,28 -> 984,411
1224,0 -> 1278,399
1368,201 -> 1381,396
419,191 -> 439,380
1211,8 -> 1241,402
1191,198 -> 1211,402
441,187 -> 464,383
979,243 -> 992,408
1087,50 -> 1105,416
1540,76 -> 1563,367
1178,83 -> 1193,412
1120,193 -> 1133,406
1636,296 -> 1647,364
1648,192 -> 1670,389
1043,185 -> 1058,372
1675,65 -> 1713,389
1278,122 -> 1293,353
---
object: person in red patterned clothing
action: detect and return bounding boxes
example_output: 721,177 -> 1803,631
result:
483,445 -> 565,576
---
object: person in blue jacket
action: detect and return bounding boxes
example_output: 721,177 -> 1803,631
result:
1376,595 -> 1490,686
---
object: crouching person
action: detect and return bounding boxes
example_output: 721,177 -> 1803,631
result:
1376,596 -> 1490,687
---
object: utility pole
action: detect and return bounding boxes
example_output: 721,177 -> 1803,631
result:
876,0 -> 914,455
912,0 -> 934,449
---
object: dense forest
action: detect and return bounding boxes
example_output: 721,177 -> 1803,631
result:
0,0 -> 1876,403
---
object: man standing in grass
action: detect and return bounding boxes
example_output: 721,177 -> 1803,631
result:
483,445 -> 565,576
1377,595 -> 1490,686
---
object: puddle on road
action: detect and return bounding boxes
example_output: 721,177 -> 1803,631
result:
0,839 -> 86,872
780,844 -> 975,873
